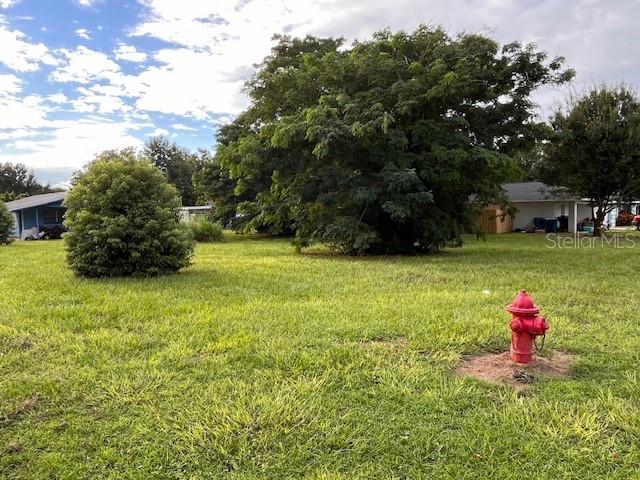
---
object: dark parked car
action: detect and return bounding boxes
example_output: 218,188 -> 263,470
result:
39,224 -> 67,239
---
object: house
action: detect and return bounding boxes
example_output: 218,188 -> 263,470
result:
180,205 -> 212,221
5,192 -> 67,239
480,182 -> 595,234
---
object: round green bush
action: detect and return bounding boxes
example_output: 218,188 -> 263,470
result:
187,219 -> 224,242
0,201 -> 15,245
63,150 -> 195,277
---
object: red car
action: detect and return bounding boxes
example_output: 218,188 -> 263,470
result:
634,215 -> 640,230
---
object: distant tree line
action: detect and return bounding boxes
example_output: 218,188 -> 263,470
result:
0,140 -> 212,208
0,162 -> 60,202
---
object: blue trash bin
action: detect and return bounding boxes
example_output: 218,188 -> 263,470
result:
533,217 -> 546,230
545,218 -> 558,233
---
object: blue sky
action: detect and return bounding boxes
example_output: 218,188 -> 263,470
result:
1,0 -> 639,187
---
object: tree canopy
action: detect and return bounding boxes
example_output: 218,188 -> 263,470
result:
144,136 -> 199,206
540,85 -> 640,236
64,149 -> 194,277
210,26 -> 574,253
0,162 -> 55,202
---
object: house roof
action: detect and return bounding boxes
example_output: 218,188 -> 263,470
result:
502,182 -> 576,202
4,192 -> 67,212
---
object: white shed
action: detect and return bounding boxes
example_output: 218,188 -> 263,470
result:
180,205 -> 212,221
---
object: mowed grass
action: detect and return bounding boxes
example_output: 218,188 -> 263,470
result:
1,234 -> 639,479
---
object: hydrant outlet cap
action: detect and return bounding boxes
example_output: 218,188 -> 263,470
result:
506,289 -> 540,315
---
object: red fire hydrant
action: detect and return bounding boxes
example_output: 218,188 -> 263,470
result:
506,290 -> 549,364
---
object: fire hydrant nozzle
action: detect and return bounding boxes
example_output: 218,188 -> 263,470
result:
506,290 -> 549,364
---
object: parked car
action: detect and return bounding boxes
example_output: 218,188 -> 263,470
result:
39,224 -> 67,239
633,215 -> 640,230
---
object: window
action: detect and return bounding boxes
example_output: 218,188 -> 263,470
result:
43,208 -> 62,224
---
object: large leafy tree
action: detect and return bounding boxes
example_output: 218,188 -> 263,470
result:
144,136 -> 198,206
215,26 -> 574,253
540,86 -> 640,236
0,162 -> 54,201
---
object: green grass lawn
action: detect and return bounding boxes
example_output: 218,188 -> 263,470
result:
1,234 -> 639,479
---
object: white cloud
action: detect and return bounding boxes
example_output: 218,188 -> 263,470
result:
125,48 -> 248,118
114,44 -> 147,62
73,86 -> 131,114
124,0 -> 343,118
73,0 -> 101,7
171,123 -> 196,131
0,93 -> 50,130
1,118 -> 143,169
0,0 -> 19,8
0,128 -> 41,141
50,46 -> 122,84
0,23 -> 57,72
129,111 -> 151,121
75,28 -> 91,39
127,0 -> 640,121
46,93 -> 68,103
146,127 -> 169,137
127,0 -> 314,116
0,80 -> 141,171
0,73 -> 22,94
212,114 -> 234,127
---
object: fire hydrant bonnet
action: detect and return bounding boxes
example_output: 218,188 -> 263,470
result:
506,290 -> 540,315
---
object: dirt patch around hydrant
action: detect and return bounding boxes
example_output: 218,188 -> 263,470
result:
456,351 -> 574,389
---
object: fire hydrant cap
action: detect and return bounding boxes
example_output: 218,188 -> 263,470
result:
506,289 -> 540,315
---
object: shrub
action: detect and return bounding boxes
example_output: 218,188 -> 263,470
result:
616,211 -> 634,226
63,150 -> 195,277
0,201 -> 15,245
187,219 -> 224,242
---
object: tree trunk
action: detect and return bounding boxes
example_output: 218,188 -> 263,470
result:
592,205 -> 607,237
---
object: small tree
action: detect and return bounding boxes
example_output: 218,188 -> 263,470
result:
541,86 -> 640,236
64,149 -> 195,277
0,201 -> 15,245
